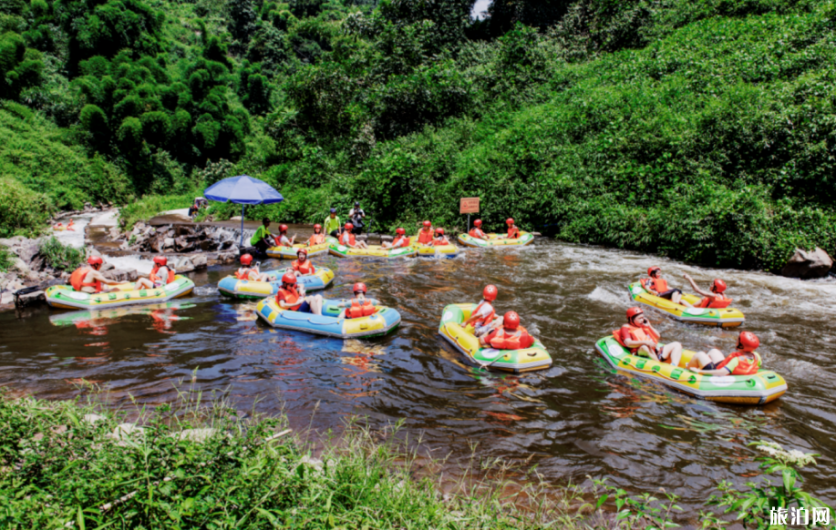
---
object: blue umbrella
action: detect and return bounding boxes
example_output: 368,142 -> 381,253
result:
204,175 -> 284,248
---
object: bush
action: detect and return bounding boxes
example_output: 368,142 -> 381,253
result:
0,177 -> 52,237
38,236 -> 83,271
0,244 -> 14,272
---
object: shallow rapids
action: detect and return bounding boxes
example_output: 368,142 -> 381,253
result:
1,240 -> 834,514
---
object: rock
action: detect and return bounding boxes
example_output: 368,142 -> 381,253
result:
101,262 -> 115,272
218,251 -> 237,264
0,292 -> 13,305
781,247 -> 833,279
103,269 -> 138,282
163,237 -> 175,249
12,258 -> 31,276
380,235 -> 393,242
89,247 -> 101,257
107,423 -> 145,445
191,254 -> 208,269
16,290 -> 45,307
15,244 -> 40,264
83,413 -> 106,425
176,257 -> 195,273
84,202 -> 92,210
230,216 -> 242,221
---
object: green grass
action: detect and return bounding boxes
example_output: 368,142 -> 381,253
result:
0,245 -> 14,272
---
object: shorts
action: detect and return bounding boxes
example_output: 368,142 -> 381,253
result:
474,323 -> 492,337
296,301 -> 311,313
657,289 -> 682,300
703,362 -> 718,370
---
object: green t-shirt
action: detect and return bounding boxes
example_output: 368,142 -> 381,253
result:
250,225 -> 272,245
323,215 -> 341,234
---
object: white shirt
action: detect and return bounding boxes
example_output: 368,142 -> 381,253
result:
279,234 -> 291,246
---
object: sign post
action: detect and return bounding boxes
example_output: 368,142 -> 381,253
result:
459,197 -> 480,231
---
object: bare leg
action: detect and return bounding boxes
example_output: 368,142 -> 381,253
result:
661,342 -> 683,367
135,278 -> 155,290
707,348 -> 725,364
688,351 -> 711,369
672,291 -> 683,305
637,345 -> 660,361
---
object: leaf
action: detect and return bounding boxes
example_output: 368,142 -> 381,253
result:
595,494 -> 609,509
77,506 -> 86,530
782,469 -> 795,492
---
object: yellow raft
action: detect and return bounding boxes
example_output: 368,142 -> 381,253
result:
628,282 -> 745,327
266,237 -> 336,259
414,243 -> 459,259
46,276 -> 195,310
457,232 -> 535,248
329,242 -> 417,259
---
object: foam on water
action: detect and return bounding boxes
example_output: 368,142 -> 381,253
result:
105,255 -> 154,275
52,214 -> 94,249
586,286 -> 626,307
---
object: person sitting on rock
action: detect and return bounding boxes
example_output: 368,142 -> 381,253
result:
308,224 -> 326,245
417,221 -> 434,245
469,219 -> 487,240
687,331 -> 762,376
642,267 -> 689,306
382,228 -> 410,249
136,256 -> 176,290
250,218 -> 274,254
235,254 -> 270,281
432,228 -> 450,245
276,224 -> 295,247
70,256 -> 121,293
276,273 -> 323,315
291,248 -> 315,276
617,307 -> 683,367
682,274 -> 732,309
479,311 -> 535,349
339,223 -> 368,249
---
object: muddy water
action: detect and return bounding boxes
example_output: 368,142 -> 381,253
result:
2,241 -> 835,514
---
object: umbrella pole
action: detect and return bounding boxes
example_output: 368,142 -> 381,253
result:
240,204 -> 245,250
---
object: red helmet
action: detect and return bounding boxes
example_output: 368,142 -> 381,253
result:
503,311 -> 520,330
648,266 -> 661,277
353,282 -> 367,294
712,279 -> 727,293
396,227 -> 405,235
483,284 -> 498,301
626,307 -> 644,321
153,256 -> 167,266
435,228 -> 444,235
423,220 -> 431,228
506,218 -> 514,225
474,219 -> 482,227
279,224 -> 288,233
345,222 -> 354,230
738,331 -> 759,352
281,272 -> 297,285
313,224 -> 322,232
297,248 -> 307,257
88,255 -> 103,267
240,253 -> 253,266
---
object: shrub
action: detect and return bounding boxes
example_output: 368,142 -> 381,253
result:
0,177 -> 52,237
38,236 -> 83,270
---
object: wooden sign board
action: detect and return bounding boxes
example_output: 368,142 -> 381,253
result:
460,197 -> 480,214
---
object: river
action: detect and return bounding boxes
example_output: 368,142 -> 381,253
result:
2,238 -> 834,516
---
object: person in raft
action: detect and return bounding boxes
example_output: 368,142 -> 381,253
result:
291,248 -> 315,276
308,224 -> 326,245
324,208 -> 341,238
339,282 -> 378,318
505,218 -> 520,239
469,219 -> 487,240
682,274 -> 733,309
276,224 -> 296,247
235,253 -> 270,281
417,220 -> 434,245
687,331 -> 762,376
250,218 -> 274,254
382,228 -> 410,249
433,228 -> 450,245
136,256 -> 176,290
618,307 -> 683,367
642,266 -> 690,306
464,284 -> 499,337
479,311 -> 535,350
276,272 -> 323,314
70,256 -> 122,294
338,223 -> 369,249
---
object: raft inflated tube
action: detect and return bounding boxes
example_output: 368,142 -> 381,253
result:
266,237 -> 336,259
594,336 -> 787,405
218,267 -> 334,300
328,242 -> 417,259
628,282 -> 745,327
414,243 -> 459,258
457,232 -> 534,248
438,303 -> 552,373
45,276 -> 195,310
255,297 -> 401,339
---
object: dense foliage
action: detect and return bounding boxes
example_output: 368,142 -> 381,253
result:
0,0 -> 834,270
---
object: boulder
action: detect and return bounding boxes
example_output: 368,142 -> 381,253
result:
380,235 -> 393,242
175,257 -> 195,273
16,290 -> 45,307
101,262 -> 115,272
89,247 -> 101,257
163,237 -> 175,249
218,251 -> 237,264
781,247 -> 833,279
15,244 -> 40,264
191,254 -> 208,270
12,258 -> 31,276
103,269 -> 138,282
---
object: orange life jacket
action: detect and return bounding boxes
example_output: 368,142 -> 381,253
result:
309,233 -> 325,245
507,227 -> 520,239
715,351 -> 762,376
469,228 -> 485,238
70,267 -> 102,293
432,237 -> 448,246
697,294 -> 733,309
292,260 -> 315,275
276,286 -> 302,311
340,231 -> 356,246
642,277 -> 669,293
471,300 -> 495,327
614,325 -> 660,354
149,265 -> 175,285
346,298 -> 377,319
392,235 -> 410,248
235,268 -> 255,280
418,229 -> 434,245
489,327 -> 534,350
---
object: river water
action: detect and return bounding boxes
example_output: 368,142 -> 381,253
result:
2,239 -> 834,515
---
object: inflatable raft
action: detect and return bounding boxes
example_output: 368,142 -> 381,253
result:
328,242 -> 417,259
49,302 -> 189,326
45,276 -> 195,310
256,297 -> 401,339
438,303 -> 552,373
594,335 -> 787,405
217,267 -> 334,300
266,237 -> 336,259
457,232 -> 535,248
414,243 -> 459,259
628,282 -> 745,327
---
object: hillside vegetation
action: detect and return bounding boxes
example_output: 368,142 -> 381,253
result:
0,0 -> 834,270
